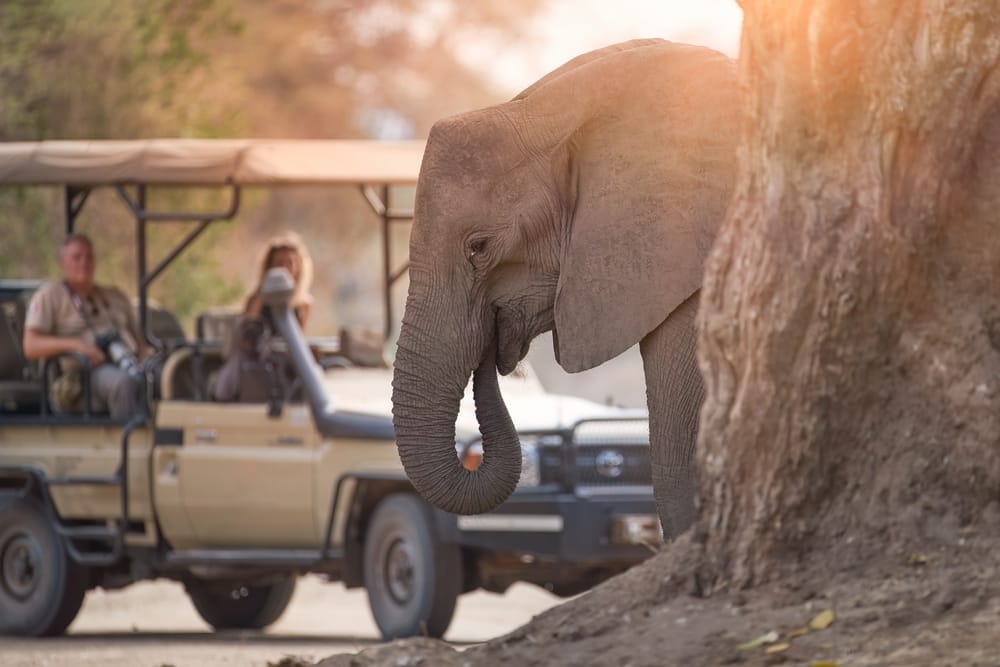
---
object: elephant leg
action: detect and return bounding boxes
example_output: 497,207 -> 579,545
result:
640,290 -> 704,540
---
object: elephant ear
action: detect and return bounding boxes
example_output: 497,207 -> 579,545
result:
545,42 -> 740,372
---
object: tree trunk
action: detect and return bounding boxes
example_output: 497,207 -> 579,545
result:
696,0 -> 1000,589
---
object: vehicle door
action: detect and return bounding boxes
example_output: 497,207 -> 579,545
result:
154,401 -> 319,549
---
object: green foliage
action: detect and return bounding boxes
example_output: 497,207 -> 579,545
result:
0,188 -> 61,278
146,222 -> 245,327
0,0 -> 245,140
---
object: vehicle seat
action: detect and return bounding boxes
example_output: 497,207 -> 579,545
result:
160,345 -> 225,401
147,304 -> 187,347
196,307 -> 242,352
0,301 -> 42,413
339,326 -> 387,368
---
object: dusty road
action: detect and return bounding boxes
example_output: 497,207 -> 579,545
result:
0,576 -> 562,667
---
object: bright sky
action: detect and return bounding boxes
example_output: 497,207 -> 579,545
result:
490,0 -> 744,92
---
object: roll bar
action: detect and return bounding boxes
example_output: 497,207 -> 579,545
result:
61,179 -> 413,348
0,139 -> 426,348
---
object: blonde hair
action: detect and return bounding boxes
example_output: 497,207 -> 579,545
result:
250,231 -> 314,308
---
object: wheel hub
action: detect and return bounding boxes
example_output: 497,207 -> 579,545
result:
384,538 -> 415,603
2,534 -> 42,600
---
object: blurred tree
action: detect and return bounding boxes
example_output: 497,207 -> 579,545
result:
189,0 -> 546,138
0,0 -> 249,323
0,0 -> 545,330
0,0 -> 245,141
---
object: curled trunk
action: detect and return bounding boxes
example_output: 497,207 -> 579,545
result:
392,321 -> 522,515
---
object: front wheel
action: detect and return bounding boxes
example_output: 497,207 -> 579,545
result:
0,496 -> 87,636
363,494 -> 461,640
185,575 -> 296,631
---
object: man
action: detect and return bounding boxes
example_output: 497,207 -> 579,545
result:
23,233 -> 149,419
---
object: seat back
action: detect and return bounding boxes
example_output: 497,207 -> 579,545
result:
147,305 -> 187,345
196,307 -> 242,348
339,326 -> 387,368
0,300 -> 41,413
0,305 -> 26,380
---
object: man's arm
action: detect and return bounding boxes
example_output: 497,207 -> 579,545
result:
23,328 -> 105,367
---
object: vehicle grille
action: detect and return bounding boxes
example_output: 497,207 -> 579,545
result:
571,419 -> 651,490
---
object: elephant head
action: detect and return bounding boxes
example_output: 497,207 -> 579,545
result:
392,39 -> 739,516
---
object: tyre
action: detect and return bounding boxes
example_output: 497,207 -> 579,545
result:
363,494 -> 461,640
0,496 -> 87,636
186,574 -> 296,631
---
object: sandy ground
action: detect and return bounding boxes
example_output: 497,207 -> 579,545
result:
0,576 -> 562,667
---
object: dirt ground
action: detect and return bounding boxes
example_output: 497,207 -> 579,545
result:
5,531 -> 999,666
305,531 -> 1000,667
0,576 -> 561,667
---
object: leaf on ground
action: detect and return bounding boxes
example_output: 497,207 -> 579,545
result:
764,642 -> 790,654
908,553 -> 929,566
809,609 -> 835,630
810,663 -> 841,667
787,626 -> 810,640
737,630 -> 780,650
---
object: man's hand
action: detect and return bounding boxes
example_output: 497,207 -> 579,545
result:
77,340 -> 106,367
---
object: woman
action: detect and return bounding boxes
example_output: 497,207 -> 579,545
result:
213,232 -> 315,402
243,231 -> 314,330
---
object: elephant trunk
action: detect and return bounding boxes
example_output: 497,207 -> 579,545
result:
392,325 -> 522,515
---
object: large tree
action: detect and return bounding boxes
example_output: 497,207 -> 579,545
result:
697,0 -> 1000,588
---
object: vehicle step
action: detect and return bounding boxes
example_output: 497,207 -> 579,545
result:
57,524 -> 120,540
70,550 -> 122,567
62,528 -> 123,567
47,475 -> 121,487
165,548 -> 343,568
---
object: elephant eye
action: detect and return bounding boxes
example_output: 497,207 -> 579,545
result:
467,238 -> 487,264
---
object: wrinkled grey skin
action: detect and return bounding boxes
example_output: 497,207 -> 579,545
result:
391,39 -> 739,538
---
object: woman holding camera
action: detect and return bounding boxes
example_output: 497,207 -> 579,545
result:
23,233 -> 150,419
212,232 -> 315,402
242,231 -> 314,330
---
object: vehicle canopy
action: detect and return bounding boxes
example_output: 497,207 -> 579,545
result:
0,139 -> 424,186
0,139 -> 425,343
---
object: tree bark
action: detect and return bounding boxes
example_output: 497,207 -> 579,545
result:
696,0 -> 1000,589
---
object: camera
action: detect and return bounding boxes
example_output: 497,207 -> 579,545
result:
94,330 -> 142,377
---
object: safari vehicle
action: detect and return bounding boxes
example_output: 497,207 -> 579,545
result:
0,140 -> 660,640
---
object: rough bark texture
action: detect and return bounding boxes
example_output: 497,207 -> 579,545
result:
697,0 -> 1000,588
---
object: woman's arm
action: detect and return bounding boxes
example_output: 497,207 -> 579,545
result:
244,292 -> 263,318
295,300 -> 312,329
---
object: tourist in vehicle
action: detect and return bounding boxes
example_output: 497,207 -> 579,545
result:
22,233 -> 149,418
212,231 -> 314,402
244,231 -> 314,330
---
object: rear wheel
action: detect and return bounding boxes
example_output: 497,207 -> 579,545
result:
0,496 -> 87,636
186,575 -> 296,630
363,494 -> 461,640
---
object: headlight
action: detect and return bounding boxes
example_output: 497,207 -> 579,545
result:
518,439 -> 541,487
456,438 -> 542,488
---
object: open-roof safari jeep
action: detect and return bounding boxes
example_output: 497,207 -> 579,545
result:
0,140 -> 661,640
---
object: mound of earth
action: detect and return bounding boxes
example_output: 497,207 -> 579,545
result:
290,529 -> 1000,667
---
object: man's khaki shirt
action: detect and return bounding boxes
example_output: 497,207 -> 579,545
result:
25,281 -> 140,353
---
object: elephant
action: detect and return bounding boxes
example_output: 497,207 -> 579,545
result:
391,38 -> 740,538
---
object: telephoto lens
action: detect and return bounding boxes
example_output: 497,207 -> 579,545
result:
95,330 -> 142,378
